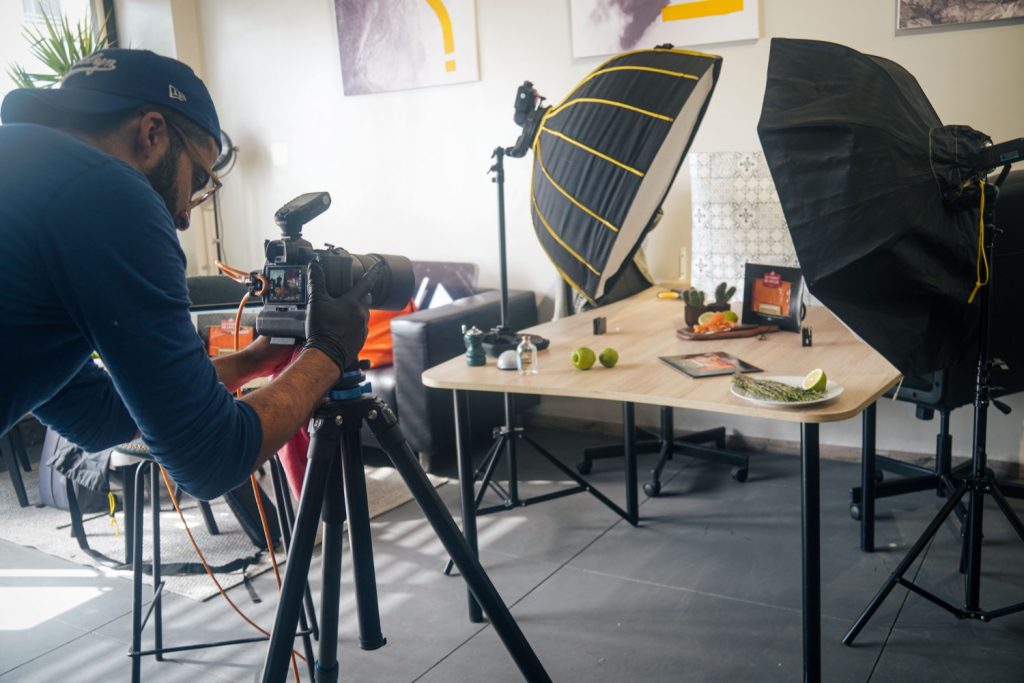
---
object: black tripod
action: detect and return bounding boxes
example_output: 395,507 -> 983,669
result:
260,371 -> 550,682
844,180 -> 1024,645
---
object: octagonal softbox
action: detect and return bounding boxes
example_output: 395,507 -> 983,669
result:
530,47 -> 721,306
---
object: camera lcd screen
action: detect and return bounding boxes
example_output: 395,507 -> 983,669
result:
265,265 -> 306,305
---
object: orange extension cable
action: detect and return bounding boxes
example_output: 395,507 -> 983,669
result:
151,263 -> 302,681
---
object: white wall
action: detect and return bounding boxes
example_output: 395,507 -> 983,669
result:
187,0 -> 1024,463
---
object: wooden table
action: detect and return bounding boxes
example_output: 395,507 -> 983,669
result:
423,286 -> 901,683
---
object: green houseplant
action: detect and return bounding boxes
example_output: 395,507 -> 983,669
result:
7,11 -> 109,89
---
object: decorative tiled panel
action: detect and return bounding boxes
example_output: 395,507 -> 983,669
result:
689,151 -> 800,301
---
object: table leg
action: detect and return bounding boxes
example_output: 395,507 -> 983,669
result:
453,389 -> 483,623
861,404 -> 877,552
801,423 -> 821,683
622,402 -> 638,525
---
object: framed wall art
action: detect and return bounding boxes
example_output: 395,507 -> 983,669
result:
569,0 -> 758,58
335,0 -> 479,95
897,0 -> 1024,31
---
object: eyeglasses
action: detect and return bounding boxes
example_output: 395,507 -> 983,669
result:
166,120 -> 222,210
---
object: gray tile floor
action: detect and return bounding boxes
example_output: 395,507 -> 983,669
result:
2,425 -> 1023,682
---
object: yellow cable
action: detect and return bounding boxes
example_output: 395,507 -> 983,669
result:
968,179 -> 989,304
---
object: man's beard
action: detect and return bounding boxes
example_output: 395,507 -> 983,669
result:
145,139 -> 184,229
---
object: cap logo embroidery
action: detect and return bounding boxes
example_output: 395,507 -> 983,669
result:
168,85 -> 187,102
65,54 -> 117,78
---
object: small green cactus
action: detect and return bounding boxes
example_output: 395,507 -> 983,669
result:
714,282 -> 736,305
682,287 -> 705,308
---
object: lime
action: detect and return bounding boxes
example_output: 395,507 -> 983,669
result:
723,310 -> 739,323
697,311 -> 717,326
598,347 -> 619,368
802,368 -> 827,392
571,346 -> 596,370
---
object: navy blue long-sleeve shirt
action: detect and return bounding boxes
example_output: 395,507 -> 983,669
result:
0,124 -> 261,500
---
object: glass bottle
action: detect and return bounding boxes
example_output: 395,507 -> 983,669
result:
516,334 -> 538,375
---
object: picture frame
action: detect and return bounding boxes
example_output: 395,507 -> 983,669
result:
896,0 -> 1024,32
741,263 -> 805,333
659,351 -> 762,379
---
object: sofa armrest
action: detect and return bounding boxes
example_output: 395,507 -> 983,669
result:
390,289 -> 538,470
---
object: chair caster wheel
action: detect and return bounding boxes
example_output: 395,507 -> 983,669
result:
849,503 -> 862,521
644,481 -> 661,497
576,461 -> 592,475
732,467 -> 748,482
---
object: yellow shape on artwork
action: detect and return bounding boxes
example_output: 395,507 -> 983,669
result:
426,0 -> 457,72
662,0 -> 744,22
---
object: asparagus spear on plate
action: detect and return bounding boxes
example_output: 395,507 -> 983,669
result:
732,373 -> 825,402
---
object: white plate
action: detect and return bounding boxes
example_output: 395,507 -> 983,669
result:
730,376 -> 844,408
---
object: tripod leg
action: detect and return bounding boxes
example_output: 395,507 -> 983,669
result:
338,427 -> 386,650
269,458 -> 318,680
317,457 -> 345,682
843,481 -> 968,645
367,397 -> 551,682
261,426 -> 336,683
272,458 -> 321,642
990,482 -> 1024,543
504,394 -> 520,504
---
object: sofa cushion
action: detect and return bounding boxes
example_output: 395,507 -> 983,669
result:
363,301 -> 416,369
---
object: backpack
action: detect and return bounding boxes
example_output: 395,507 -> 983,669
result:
38,428 -> 112,514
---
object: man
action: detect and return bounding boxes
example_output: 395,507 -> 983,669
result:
0,48 -> 372,500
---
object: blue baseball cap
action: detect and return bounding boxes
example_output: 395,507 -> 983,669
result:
1,48 -> 221,151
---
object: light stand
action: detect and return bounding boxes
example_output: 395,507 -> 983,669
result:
844,169 -> 1024,644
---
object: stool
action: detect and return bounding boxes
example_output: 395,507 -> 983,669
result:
124,448 -> 318,682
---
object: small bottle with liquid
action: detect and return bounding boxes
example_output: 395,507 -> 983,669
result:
516,334 -> 538,375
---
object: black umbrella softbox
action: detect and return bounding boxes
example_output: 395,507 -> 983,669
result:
757,38 -> 986,376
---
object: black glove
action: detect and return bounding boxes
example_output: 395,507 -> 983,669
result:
303,259 -> 383,373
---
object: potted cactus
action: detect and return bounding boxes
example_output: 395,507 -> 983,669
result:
706,282 -> 737,313
682,287 -> 706,327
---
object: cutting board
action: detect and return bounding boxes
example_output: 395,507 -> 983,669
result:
676,324 -> 780,341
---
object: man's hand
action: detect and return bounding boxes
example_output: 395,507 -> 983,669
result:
212,336 -> 296,393
302,259 -> 383,374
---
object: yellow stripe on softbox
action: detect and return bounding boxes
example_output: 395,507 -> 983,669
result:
535,143 -> 620,234
546,97 -> 674,124
532,194 -> 602,276
573,65 -> 699,96
539,127 -> 645,178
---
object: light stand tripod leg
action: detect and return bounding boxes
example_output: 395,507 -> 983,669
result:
368,397 -> 551,682
989,482 -> 1024,543
504,394 -> 520,504
262,428 -> 336,683
843,481 -> 968,645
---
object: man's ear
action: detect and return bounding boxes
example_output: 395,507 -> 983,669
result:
133,110 -> 171,166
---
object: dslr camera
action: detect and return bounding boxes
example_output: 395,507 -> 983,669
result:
255,192 -> 415,340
